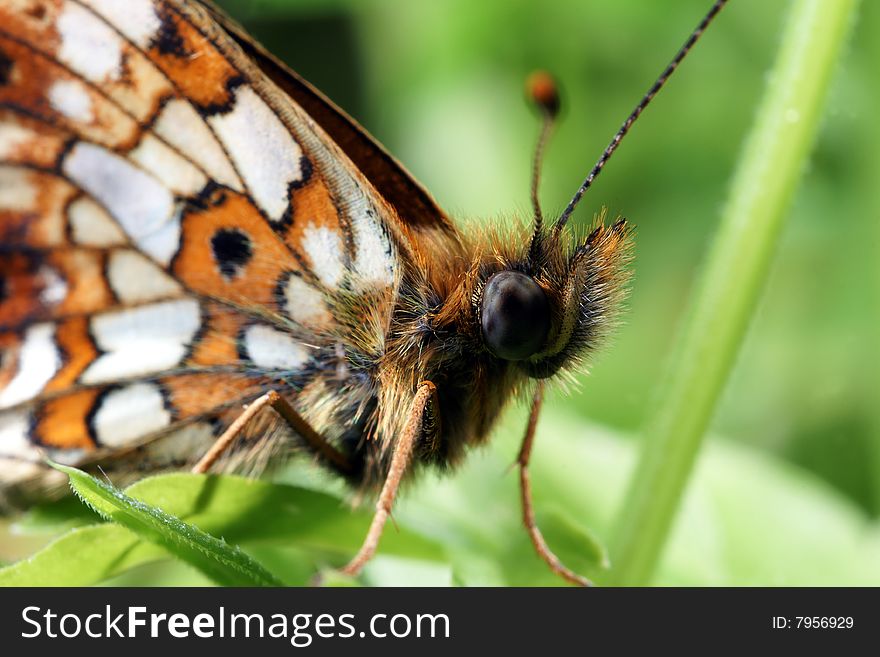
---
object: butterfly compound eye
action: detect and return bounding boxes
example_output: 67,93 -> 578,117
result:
480,271 -> 551,361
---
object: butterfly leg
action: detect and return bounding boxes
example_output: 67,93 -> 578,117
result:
191,390 -> 353,476
339,380 -> 437,577
518,382 -> 593,587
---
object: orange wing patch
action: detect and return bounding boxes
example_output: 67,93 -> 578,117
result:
46,315 -> 97,391
162,372 -> 265,420
173,189 -> 302,309
135,1 -> 242,112
35,387 -> 99,450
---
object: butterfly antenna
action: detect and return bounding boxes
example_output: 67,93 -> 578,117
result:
553,0 -> 729,236
526,71 -> 561,267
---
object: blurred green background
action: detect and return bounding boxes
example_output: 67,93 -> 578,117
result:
2,0 -> 878,586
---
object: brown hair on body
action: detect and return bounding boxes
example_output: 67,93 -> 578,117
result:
352,210 -> 633,491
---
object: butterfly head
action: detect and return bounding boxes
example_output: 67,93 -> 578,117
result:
474,215 -> 632,380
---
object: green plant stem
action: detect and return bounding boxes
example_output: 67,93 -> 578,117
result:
609,0 -> 859,586
864,3 -> 880,517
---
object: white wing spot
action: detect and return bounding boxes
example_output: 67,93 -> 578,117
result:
0,324 -> 61,409
0,122 -> 36,159
83,0 -> 162,49
68,196 -> 127,246
57,2 -> 124,83
107,250 -> 183,304
0,166 -> 37,211
301,223 -> 345,288
352,208 -> 395,287
208,86 -> 304,222
81,298 -> 201,384
153,99 -> 243,192
129,134 -> 208,197
92,382 -> 171,448
284,274 -> 331,328
48,79 -> 94,124
37,266 -> 68,306
63,142 -> 180,265
244,324 -> 309,371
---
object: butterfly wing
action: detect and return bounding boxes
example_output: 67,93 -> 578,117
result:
0,0 -> 403,509
194,0 -> 458,242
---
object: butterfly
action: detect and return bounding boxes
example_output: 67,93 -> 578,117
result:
0,0 -> 727,585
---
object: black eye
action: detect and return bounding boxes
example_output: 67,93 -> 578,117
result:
480,271 -> 551,361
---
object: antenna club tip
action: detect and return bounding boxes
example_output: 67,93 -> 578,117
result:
526,70 -> 561,117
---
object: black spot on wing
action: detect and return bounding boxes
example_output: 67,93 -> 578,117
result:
152,5 -> 192,58
211,227 -> 253,280
0,47 -> 12,85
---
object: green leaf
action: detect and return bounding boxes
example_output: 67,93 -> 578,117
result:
0,524 -> 164,587
50,463 -> 282,587
13,496 -> 101,534
0,469 -> 445,586
536,509 -> 610,572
